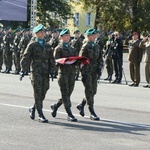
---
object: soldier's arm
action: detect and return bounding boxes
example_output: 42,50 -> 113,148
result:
20,42 -> 33,72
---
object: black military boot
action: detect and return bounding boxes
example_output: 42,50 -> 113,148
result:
65,107 -> 77,122
37,108 -> 48,123
29,106 -> 35,120
76,99 -> 86,117
51,99 -> 63,117
88,106 -> 100,121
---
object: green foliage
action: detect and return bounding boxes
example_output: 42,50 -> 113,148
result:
79,0 -> 150,33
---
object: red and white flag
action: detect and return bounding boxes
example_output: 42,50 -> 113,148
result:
55,56 -> 89,66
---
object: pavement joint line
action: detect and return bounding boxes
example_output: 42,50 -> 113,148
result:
0,102 -> 150,129
4,0 -> 27,9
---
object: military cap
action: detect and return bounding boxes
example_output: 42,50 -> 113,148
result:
60,28 -> 70,36
107,31 -> 113,36
85,28 -> 97,36
74,30 -> 80,34
4,26 -> 11,31
21,29 -> 26,33
14,28 -> 20,33
33,24 -> 44,33
52,28 -> 58,33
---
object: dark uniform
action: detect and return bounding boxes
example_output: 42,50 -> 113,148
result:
77,28 -> 103,121
111,33 -> 123,83
51,28 -> 78,122
20,25 -> 55,123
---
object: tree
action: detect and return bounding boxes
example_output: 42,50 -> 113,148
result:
79,0 -> 150,33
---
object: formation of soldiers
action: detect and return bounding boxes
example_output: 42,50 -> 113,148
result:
0,24 -> 149,123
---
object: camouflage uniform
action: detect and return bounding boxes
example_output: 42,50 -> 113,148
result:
0,32 -> 3,71
80,41 -> 103,106
54,42 -> 77,108
2,32 -> 13,73
12,33 -> 21,74
20,38 -> 55,119
70,36 -> 83,80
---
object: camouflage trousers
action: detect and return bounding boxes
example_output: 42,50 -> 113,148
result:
82,72 -> 98,106
13,51 -> 21,71
58,73 -> 76,108
3,50 -> 12,70
30,72 -> 49,111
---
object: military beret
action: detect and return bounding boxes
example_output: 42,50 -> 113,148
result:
148,34 -> 150,37
21,29 -> 26,33
33,24 -> 44,33
74,30 -> 80,34
26,28 -> 30,31
60,28 -> 70,36
85,28 -> 97,36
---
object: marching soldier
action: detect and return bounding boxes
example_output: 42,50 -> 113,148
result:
51,28 -> 78,122
20,24 -> 55,123
77,28 -> 103,121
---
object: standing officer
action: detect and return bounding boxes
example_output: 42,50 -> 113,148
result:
2,26 -> 13,73
128,32 -> 143,87
20,24 -> 55,123
51,28 -> 78,122
139,34 -> 150,88
0,24 -> 4,71
12,28 -> 21,74
103,32 -> 114,81
77,28 -> 103,121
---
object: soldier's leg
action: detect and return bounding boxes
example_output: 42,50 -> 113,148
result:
129,62 -> 135,84
83,73 -> 99,120
31,74 -> 48,123
134,63 -> 140,86
58,74 -> 77,122
0,51 -> 3,71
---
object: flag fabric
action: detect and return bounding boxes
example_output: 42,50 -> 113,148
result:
55,56 -> 89,66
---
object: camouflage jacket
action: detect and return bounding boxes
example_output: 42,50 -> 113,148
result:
54,42 -> 77,74
20,39 -> 55,75
80,41 -> 104,74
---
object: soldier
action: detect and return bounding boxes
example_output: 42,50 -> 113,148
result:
0,24 -> 4,71
70,30 -> 83,80
45,27 -> 52,42
51,28 -> 78,122
128,32 -> 143,87
2,26 -> 13,73
139,34 -> 150,88
77,28 -> 103,121
103,32 -> 114,81
11,28 -> 21,74
20,24 -> 55,123
18,28 -> 31,75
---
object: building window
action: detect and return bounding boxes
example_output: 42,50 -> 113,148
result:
86,12 -> 91,26
74,13 -> 79,26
